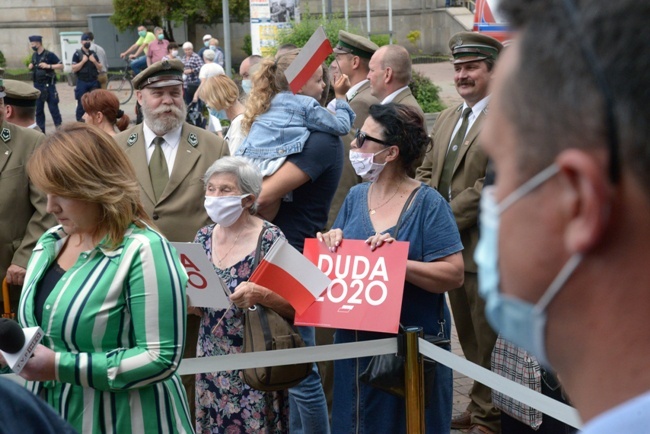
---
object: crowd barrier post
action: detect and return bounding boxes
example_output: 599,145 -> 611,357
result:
403,326 -> 425,433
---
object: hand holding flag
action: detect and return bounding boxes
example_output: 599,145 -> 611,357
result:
248,238 -> 331,314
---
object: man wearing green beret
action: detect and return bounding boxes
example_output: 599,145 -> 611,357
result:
0,69 -> 55,316
3,79 -> 41,131
114,58 -> 229,417
416,31 -> 503,434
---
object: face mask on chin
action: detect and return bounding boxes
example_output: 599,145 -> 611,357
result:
475,164 -> 583,368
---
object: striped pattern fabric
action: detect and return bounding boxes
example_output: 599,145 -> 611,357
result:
491,335 -> 543,429
17,223 -> 193,434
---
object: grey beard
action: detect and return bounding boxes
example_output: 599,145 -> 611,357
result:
142,101 -> 186,136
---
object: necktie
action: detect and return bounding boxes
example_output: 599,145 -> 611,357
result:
438,107 -> 473,201
149,136 -> 169,201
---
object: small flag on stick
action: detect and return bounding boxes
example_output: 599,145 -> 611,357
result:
284,26 -> 333,94
249,238 -> 331,314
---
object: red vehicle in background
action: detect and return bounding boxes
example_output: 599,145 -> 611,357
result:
472,0 -> 512,43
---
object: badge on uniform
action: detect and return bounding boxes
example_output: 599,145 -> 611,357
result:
188,133 -> 198,147
127,133 -> 138,146
1,128 -> 10,143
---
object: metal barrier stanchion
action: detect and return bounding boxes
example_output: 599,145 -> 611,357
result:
403,326 -> 425,433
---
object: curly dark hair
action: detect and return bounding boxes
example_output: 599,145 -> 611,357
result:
368,103 -> 431,174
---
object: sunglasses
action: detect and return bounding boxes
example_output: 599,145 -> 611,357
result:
355,129 -> 388,148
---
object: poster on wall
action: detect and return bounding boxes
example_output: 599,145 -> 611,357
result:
250,0 -> 300,56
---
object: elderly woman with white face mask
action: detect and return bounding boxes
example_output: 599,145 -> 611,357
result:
192,156 -> 293,433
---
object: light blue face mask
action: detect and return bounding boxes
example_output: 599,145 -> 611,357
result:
241,79 -> 252,95
475,164 -> 583,368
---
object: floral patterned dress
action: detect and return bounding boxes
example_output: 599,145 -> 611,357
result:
194,221 -> 289,434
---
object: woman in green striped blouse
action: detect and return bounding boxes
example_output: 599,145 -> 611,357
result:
3,123 -> 194,433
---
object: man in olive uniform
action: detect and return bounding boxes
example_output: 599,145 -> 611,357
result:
114,58 -> 229,416
416,32 -> 503,434
28,35 -> 63,133
3,79 -> 41,131
0,69 -> 55,315
327,30 -> 380,228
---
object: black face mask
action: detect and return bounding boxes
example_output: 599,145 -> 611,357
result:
31,46 -> 38,52
83,42 -> 91,49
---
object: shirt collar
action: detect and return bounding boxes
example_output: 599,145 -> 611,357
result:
143,121 -> 182,149
381,85 -> 410,104
346,79 -> 369,100
463,94 -> 491,117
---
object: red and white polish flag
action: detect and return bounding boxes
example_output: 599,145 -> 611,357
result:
248,238 -> 331,314
284,26 -> 333,94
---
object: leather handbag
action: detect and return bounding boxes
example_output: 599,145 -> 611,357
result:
241,230 -> 312,391
359,186 -> 450,404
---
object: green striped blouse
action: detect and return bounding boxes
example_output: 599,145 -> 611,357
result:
17,223 -> 194,434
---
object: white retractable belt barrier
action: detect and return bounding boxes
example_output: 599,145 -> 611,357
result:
2,337 -> 582,429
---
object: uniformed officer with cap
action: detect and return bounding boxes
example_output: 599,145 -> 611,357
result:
416,31 -> 503,434
3,79 -> 41,130
27,35 -> 63,133
114,58 -> 229,416
0,68 -> 56,315
327,30 -> 381,227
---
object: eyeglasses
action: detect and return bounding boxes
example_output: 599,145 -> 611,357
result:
354,129 -> 388,148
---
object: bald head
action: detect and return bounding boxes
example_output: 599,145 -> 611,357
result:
367,45 -> 412,99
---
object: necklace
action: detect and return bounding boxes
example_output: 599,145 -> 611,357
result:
368,178 -> 404,215
214,225 -> 245,267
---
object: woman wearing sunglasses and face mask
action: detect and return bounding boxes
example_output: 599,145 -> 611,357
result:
318,103 -> 465,434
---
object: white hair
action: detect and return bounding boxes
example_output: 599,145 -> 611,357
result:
182,41 -> 193,50
203,34 -> 212,41
203,50 -> 216,62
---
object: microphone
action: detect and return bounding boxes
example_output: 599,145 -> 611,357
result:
0,318 -> 43,374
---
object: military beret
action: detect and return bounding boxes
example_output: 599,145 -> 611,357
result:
3,79 -> 40,107
449,32 -> 503,65
0,68 -> 5,99
333,30 -> 379,59
28,35 -> 43,43
132,58 -> 184,90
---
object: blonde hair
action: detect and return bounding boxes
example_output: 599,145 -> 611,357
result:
199,75 -> 239,111
26,123 -> 153,249
241,48 -> 300,133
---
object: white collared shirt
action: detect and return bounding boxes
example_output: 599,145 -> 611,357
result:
447,95 -> 490,151
346,79 -> 369,101
381,85 -> 410,104
580,391 -> 650,434
143,123 -> 182,176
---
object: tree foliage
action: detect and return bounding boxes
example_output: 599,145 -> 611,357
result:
111,0 -> 250,32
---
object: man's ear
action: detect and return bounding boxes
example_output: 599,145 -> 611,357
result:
5,105 -> 13,119
135,90 -> 144,105
556,149 -> 612,254
384,67 -> 393,84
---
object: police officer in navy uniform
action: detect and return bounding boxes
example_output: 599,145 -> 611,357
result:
27,35 -> 63,133
72,33 -> 102,121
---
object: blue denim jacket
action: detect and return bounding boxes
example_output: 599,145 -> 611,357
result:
236,92 -> 355,159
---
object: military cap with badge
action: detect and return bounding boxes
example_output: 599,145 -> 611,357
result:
333,30 -> 379,59
131,58 -> 184,90
449,31 -> 503,64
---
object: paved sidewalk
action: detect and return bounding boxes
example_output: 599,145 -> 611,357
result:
46,63 -> 475,433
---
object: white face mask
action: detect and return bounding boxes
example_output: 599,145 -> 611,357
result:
204,194 -> 249,227
349,148 -> 389,182
171,50 -> 179,57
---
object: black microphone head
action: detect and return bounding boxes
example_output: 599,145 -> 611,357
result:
0,318 -> 25,353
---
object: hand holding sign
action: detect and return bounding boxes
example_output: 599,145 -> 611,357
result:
296,238 -> 409,334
